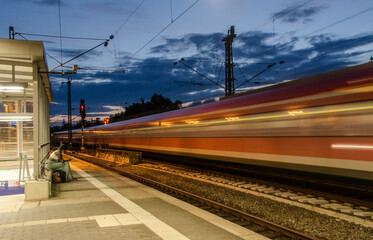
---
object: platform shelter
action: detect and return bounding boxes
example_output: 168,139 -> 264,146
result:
0,38 -> 52,180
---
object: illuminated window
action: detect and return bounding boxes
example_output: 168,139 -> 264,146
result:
0,101 -> 17,113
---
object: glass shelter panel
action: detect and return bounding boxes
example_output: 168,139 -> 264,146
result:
23,121 -> 33,158
0,121 -> 17,158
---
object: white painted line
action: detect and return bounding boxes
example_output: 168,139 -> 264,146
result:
138,186 -> 270,240
0,222 -> 24,228
23,220 -> 46,226
113,213 -> 141,226
103,164 -> 270,240
71,164 -> 190,240
0,214 -> 137,229
68,217 -> 89,222
46,218 -> 68,224
94,215 -> 121,227
0,201 -> 23,213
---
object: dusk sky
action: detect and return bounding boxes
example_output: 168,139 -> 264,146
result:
1,0 -> 373,125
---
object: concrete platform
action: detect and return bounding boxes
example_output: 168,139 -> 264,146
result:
0,158 -> 269,240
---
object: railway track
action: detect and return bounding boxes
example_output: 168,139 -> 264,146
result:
136,162 -> 373,227
69,151 -> 319,240
139,158 -> 373,212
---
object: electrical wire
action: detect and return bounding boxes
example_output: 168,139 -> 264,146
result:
16,33 -> 63,65
236,63 -> 248,82
170,0 -> 174,22
58,0 -> 63,68
120,0 -> 200,67
254,5 -> 373,61
49,37 -> 113,72
50,115 -> 81,127
240,1 -> 314,60
306,6 -> 373,36
246,1 -> 314,32
15,32 -> 106,41
113,0 -> 146,69
114,0 -> 146,34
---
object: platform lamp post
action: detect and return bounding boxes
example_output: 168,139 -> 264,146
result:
80,99 -> 86,151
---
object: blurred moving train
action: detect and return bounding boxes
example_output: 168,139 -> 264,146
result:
53,63 -> 373,181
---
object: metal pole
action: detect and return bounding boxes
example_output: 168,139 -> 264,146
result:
67,78 -> 72,147
80,118 -> 85,150
222,26 -> 236,96
9,26 -> 14,39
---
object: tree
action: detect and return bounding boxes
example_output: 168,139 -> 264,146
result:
109,93 -> 182,123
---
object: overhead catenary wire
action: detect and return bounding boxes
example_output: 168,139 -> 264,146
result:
16,33 -> 63,65
114,0 -> 146,34
113,0 -> 146,69
264,5 -> 373,58
235,64 -> 278,89
236,63 -> 249,83
307,6 -> 373,37
15,32 -> 107,41
242,3 -> 373,78
170,0 -> 174,22
58,0 -> 63,68
239,1 -> 315,60
120,0 -> 200,67
50,114 -> 81,127
49,36 -> 114,72
246,1 -> 314,33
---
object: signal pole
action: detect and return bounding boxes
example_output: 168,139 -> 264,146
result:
80,99 -> 86,151
222,26 -> 236,96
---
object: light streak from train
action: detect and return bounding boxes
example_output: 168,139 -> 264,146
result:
225,117 -> 240,121
331,144 -> 373,150
90,101 -> 373,135
186,120 -> 199,125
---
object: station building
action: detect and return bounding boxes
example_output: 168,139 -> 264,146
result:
0,38 -> 52,180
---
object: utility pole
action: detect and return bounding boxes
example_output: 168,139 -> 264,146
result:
222,26 -> 236,96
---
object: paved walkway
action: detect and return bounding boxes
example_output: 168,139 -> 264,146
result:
0,158 -> 268,240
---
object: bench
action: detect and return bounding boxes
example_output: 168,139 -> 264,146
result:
38,151 -> 53,197
24,151 -> 52,201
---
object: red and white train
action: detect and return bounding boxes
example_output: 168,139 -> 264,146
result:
53,63 -> 373,180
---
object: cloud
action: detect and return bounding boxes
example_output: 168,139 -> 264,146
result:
50,27 -> 373,121
307,33 -> 373,54
24,0 -> 65,6
50,105 -> 125,124
46,47 -> 100,63
89,105 -> 125,115
150,33 -> 224,58
234,31 -> 275,59
272,4 -> 327,24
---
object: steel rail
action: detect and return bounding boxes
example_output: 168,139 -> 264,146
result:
144,158 -> 373,209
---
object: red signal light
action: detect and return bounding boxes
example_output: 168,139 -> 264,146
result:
80,99 -> 86,119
